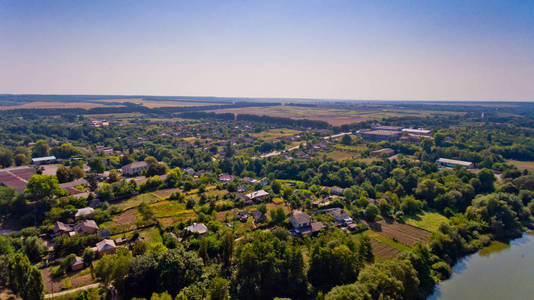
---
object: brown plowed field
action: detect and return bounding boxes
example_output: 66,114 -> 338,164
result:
368,220 -> 432,246
370,239 -> 399,259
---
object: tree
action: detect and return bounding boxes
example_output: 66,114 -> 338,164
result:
25,174 -> 63,202
94,249 -> 132,293
0,150 -> 13,168
7,252 -> 44,300
364,204 -> 379,222
221,231 -> 234,267
23,236 -> 44,263
88,159 -> 105,173
157,247 -> 204,295
209,277 -> 230,300
478,168 -> 496,193
56,165 -> 72,183
71,165 -> 85,179
270,207 -> 286,225
32,140 -> 49,158
341,134 -> 352,145
14,153 -> 29,166
359,235 -> 374,263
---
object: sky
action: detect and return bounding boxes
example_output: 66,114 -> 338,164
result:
1,0 -> 534,101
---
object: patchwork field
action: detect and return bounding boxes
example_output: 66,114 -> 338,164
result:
367,220 -> 432,246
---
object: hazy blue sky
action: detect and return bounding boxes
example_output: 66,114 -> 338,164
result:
1,0 -> 533,100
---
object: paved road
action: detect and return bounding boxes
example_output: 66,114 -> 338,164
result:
44,283 -> 101,299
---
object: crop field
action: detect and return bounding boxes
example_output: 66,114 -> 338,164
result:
368,220 -> 432,246
369,238 -> 400,259
206,105 -> 458,126
0,101 -> 122,110
404,211 -> 449,233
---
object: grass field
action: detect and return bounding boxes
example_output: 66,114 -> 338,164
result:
150,200 -> 196,227
404,211 -> 449,233
322,150 -> 358,161
506,160 -> 534,173
250,128 -> 301,140
117,192 -> 162,210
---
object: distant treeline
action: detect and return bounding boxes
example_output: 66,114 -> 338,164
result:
236,114 -> 329,128
176,111 -> 330,129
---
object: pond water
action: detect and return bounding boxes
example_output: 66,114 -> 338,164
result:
428,232 -> 534,300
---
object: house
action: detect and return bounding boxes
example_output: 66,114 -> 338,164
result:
290,211 -> 312,230
242,177 -> 258,185
71,256 -> 84,271
237,211 -> 250,222
290,211 -> 325,236
326,208 -> 353,226
260,177 -> 269,186
89,198 -> 102,208
95,146 -> 114,155
237,184 -> 247,193
95,239 -> 116,256
371,148 -> 395,157
98,229 -> 111,239
244,190 -> 270,202
331,187 -> 345,196
218,174 -> 234,182
59,178 -> 89,195
436,158 -> 474,169
402,128 -> 431,135
74,220 -> 99,235
31,156 -> 56,165
252,211 -> 266,223
122,161 -> 149,176
53,221 -> 72,236
75,207 -> 94,219
184,167 -> 196,176
373,125 -> 403,131
185,223 -> 208,235
359,130 -> 401,141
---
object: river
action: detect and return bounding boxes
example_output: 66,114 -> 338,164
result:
428,232 -> 534,300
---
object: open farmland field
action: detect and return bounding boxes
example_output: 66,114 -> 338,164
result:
206,105 -> 460,126
0,101 -> 123,110
367,220 -> 432,246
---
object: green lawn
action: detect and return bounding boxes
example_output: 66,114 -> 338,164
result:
404,211 -> 449,233
139,226 -> 163,244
